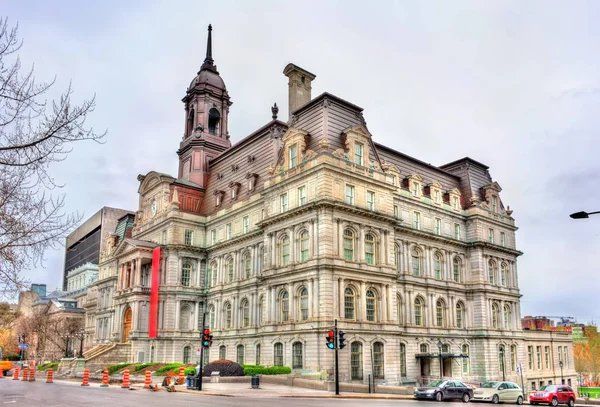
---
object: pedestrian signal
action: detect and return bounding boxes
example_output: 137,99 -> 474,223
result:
325,330 -> 336,350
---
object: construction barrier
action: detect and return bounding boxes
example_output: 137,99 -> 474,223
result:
100,370 -> 109,387
46,368 -> 53,383
28,363 -> 35,382
12,367 -> 19,380
144,371 -> 152,388
21,366 -> 28,381
0,367 -> 4,378
121,369 -> 130,389
81,368 -> 89,386
177,366 -> 185,385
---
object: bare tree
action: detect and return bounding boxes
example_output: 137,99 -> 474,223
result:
0,17 -> 105,297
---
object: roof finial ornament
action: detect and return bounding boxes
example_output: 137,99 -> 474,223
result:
272,103 -> 279,120
200,24 -> 218,73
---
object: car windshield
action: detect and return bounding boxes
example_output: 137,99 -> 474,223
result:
540,386 -> 557,392
481,382 -> 499,389
428,380 -> 445,388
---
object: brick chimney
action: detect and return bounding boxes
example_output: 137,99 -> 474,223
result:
283,63 -> 316,122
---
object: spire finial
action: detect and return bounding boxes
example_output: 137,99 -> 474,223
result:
200,24 -> 218,73
272,103 -> 279,120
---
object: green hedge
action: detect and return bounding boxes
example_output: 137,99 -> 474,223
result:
108,363 -> 131,375
242,365 -> 292,376
155,363 -> 182,375
133,363 -> 155,372
37,362 -> 59,371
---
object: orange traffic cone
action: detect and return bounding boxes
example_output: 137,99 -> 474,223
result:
28,363 -> 35,381
12,367 -> 19,380
81,368 -> 89,386
46,368 -> 54,383
0,367 -> 4,378
21,366 -> 28,381
177,366 -> 185,385
100,369 -> 109,387
144,371 -> 152,388
121,369 -> 130,389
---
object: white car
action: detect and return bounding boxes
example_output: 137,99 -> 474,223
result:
473,381 -> 524,404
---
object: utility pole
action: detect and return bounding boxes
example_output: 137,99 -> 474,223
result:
334,319 -> 339,396
198,311 -> 206,391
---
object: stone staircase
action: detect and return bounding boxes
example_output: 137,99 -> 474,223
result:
83,343 -> 116,360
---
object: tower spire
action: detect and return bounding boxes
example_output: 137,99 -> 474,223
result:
200,24 -> 218,73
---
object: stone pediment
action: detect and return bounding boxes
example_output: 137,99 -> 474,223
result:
137,171 -> 176,195
113,238 -> 157,257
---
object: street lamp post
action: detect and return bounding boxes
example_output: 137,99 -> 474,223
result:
559,361 -> 564,384
500,347 -> 506,381
570,211 -> 600,219
437,339 -> 443,379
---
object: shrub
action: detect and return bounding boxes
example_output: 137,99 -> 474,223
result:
202,359 -> 244,377
243,365 -> 291,376
133,363 -> 155,372
37,362 -> 59,371
108,363 -> 131,375
155,363 -> 182,375
4,354 -> 21,361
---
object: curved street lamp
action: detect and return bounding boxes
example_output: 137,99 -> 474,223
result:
437,339 -> 443,379
559,360 -> 564,384
570,211 -> 600,219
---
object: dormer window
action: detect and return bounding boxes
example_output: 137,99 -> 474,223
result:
412,182 -> 420,197
289,144 -> 298,169
208,108 -> 220,135
246,173 -> 258,193
231,189 -> 236,200
434,190 -> 440,204
492,196 -> 498,212
214,190 -> 225,207
230,182 -> 240,201
453,197 -> 459,209
216,194 -> 221,206
354,143 -> 364,166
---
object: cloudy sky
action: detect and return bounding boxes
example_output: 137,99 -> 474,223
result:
5,1 -> 600,323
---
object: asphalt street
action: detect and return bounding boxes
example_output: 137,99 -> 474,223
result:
0,378 -> 460,407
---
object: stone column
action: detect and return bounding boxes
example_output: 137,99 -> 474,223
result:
195,301 -> 200,330
137,258 -> 142,285
381,230 -> 387,265
381,284 -> 388,322
175,300 -> 181,330
250,293 -> 255,326
335,219 -> 341,256
132,302 -> 139,331
385,284 -> 391,322
215,299 -> 221,330
339,278 -> 345,319
288,283 -> 294,321
308,278 -> 314,319
360,281 -> 366,321
271,286 -> 277,322
359,225 -> 365,263
407,291 -> 413,325
266,286 -> 271,323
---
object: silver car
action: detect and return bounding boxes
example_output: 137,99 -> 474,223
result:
473,381 -> 524,404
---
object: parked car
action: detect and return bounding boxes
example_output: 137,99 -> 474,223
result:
473,381 -> 524,404
529,385 -> 575,407
415,379 -> 474,402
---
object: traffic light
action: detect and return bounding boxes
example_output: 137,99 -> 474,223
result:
202,328 -> 213,347
325,330 -> 335,350
338,330 -> 346,349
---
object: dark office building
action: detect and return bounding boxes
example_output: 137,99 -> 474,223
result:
63,207 -> 134,290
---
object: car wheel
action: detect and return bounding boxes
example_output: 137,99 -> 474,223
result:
551,397 -> 559,407
492,394 -> 500,404
436,392 -> 443,402
567,398 -> 574,407
516,396 -> 523,405
462,393 -> 471,403
531,403 -> 538,405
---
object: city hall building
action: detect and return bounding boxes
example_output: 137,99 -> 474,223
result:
83,26 -> 575,389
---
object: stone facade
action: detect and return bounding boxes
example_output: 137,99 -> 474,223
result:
82,26 -> 576,390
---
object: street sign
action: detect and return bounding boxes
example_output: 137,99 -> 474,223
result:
516,363 -> 521,375
18,344 -> 29,349
196,347 -> 201,356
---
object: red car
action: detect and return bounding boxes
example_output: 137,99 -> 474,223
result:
529,385 -> 575,407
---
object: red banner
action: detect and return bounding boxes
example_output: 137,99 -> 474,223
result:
148,247 -> 161,338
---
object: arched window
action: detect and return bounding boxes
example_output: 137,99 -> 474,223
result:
257,295 -> 264,325
394,244 -> 401,272
456,302 -> 464,329
224,302 -> 232,329
180,304 -> 191,330
183,346 -> 191,364
244,252 -> 252,279
511,344 -> 517,371
453,257 -> 461,283
414,297 -> 424,326
292,342 -> 303,369
503,304 -> 512,329
366,290 -> 376,322
187,108 -> 195,135
241,299 -> 250,327
365,233 -> 376,265
279,290 -> 289,322
420,343 -> 429,353
226,257 -> 234,283
255,344 -> 261,365
400,343 -> 407,377
237,344 -> 244,364
281,236 -> 290,265
373,342 -> 384,379
210,262 -> 218,287
434,252 -> 442,280
491,302 -> 499,328
436,299 -> 446,327
344,287 -> 356,320
258,247 -> 264,274
343,229 -> 355,261
498,345 -> 506,376
462,344 -> 470,374
181,262 -> 192,286
396,295 -> 403,325
300,231 -> 309,262
219,345 -> 226,360
488,260 -> 496,285
274,343 -> 284,366
411,247 -> 422,276
501,263 -> 508,287
351,342 -> 363,380
208,306 -> 215,329
299,288 -> 309,321
208,108 -> 220,135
